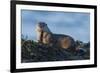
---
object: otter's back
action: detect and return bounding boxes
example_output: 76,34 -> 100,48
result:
52,34 -> 76,50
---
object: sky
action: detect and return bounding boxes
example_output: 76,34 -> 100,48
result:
21,10 -> 90,43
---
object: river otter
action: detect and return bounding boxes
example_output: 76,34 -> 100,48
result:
35,22 -> 76,51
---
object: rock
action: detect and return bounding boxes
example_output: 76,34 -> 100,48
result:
21,40 -> 89,63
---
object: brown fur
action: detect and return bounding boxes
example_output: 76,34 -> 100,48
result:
60,37 -> 71,49
36,22 -> 76,50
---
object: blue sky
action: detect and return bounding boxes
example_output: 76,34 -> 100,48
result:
21,10 -> 90,43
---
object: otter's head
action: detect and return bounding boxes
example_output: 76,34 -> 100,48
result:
36,22 -> 47,32
38,22 -> 47,28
